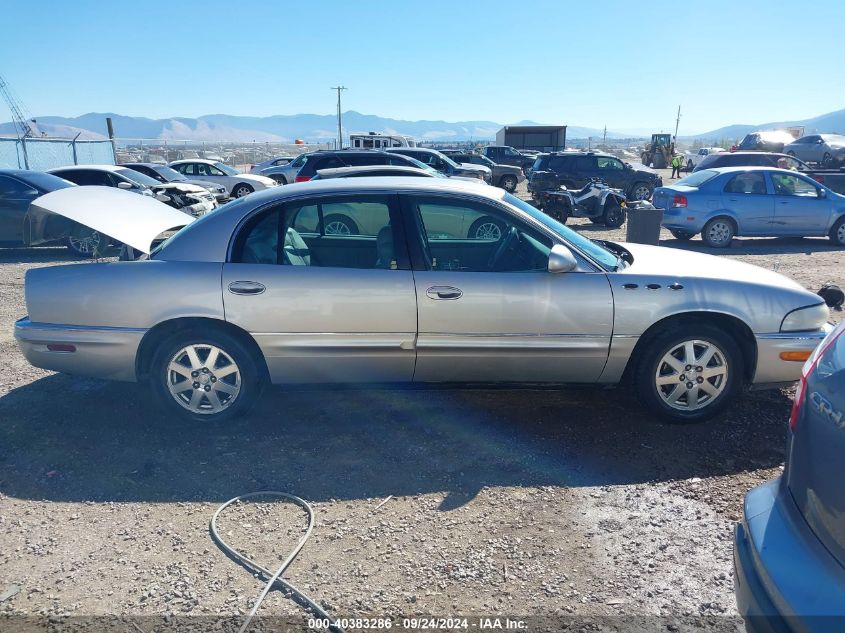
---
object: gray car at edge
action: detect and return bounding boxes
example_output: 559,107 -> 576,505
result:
15,178 -> 831,424
734,319 -> 845,632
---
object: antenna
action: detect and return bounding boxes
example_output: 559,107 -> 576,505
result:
0,74 -> 37,138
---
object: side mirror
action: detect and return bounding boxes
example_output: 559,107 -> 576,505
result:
155,193 -> 171,202
818,188 -> 827,199
117,181 -> 133,190
548,243 -> 578,273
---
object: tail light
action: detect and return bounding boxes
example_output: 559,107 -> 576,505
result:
295,175 -> 310,183
672,194 -> 688,208
790,325 -> 845,431
790,374 -> 807,431
812,175 -> 824,184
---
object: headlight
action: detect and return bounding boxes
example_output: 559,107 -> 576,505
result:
780,303 -> 830,332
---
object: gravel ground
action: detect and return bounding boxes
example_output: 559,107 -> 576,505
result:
1,172 -> 843,632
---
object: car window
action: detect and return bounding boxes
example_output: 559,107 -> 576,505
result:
177,163 -> 195,176
0,175 -> 38,197
233,195 -> 403,270
547,156 -> 571,171
597,157 -> 623,170
344,155 -> 389,167
574,156 -> 594,170
504,148 -> 520,157
770,173 -> 821,197
407,195 -> 552,273
724,172 -> 767,194
314,156 -> 346,171
57,169 -> 111,186
207,165 -> 227,176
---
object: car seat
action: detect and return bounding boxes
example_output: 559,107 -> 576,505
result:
375,225 -> 394,269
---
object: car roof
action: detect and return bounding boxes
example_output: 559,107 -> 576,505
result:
169,159 -> 219,165
0,168 -> 47,177
120,162 -> 167,168
316,165 -> 433,176
49,164 -> 128,172
386,147 -> 440,154
698,166 -> 811,175
711,151 -> 792,158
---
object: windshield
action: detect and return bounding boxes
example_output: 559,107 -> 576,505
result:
290,153 -> 308,168
401,156 -> 443,176
502,193 -> 619,270
675,170 -> 718,187
152,165 -> 188,181
116,168 -> 161,188
436,152 -> 460,169
214,162 -> 240,176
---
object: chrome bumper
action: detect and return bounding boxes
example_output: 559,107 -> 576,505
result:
753,324 -> 834,385
14,317 -> 145,382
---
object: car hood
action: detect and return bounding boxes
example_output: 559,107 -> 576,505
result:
239,173 -> 277,185
617,241 -> 807,292
457,163 -> 491,175
26,186 -> 193,253
151,182 -> 206,194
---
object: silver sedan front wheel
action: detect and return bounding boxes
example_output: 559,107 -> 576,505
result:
655,340 -> 728,412
166,344 -> 241,415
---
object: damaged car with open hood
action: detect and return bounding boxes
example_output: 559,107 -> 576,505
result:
14,178 -> 832,424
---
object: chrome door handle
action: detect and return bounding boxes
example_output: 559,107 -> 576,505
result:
426,285 -> 462,300
228,280 -> 266,295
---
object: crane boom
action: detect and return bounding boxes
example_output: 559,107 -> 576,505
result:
0,74 -> 36,137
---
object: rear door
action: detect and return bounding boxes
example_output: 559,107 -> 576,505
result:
571,156 -> 596,187
720,171 -> 774,234
0,175 -> 39,242
403,193 -> 613,383
222,193 -> 417,383
787,323 -> 845,567
769,172 -> 829,235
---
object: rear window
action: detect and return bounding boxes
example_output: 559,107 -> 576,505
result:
676,170 -> 718,187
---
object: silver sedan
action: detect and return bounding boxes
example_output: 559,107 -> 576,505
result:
15,178 -> 832,423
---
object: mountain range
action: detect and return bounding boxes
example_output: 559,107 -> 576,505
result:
0,111 -> 633,143
2,108 -> 844,143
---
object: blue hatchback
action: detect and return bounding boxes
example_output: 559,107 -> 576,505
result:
654,167 -> 845,247
734,320 -> 845,632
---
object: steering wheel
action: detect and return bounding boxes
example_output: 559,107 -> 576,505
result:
487,226 -> 519,271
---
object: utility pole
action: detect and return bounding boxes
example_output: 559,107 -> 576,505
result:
331,86 -> 347,150
603,125 -> 607,144
674,105 -> 681,142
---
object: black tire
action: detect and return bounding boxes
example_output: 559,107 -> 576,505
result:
544,201 -> 570,225
323,214 -> 359,236
822,152 -> 832,167
149,328 -> 264,424
602,199 -> 626,228
633,323 -> 744,423
66,227 -> 106,258
830,216 -> 845,246
499,175 -> 518,192
670,229 -> 695,241
232,183 -> 254,198
686,159 -> 694,170
270,174 -> 288,185
468,216 -> 506,241
701,217 -> 736,248
629,182 -> 653,201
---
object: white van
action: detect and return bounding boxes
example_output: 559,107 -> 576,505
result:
350,132 -> 416,149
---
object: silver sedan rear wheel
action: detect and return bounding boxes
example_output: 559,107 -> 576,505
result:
166,343 -> 242,415
654,339 -> 728,412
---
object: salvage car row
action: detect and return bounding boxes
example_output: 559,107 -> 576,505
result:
3,163 -> 845,631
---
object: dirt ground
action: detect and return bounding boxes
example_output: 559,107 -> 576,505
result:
1,170 -> 843,632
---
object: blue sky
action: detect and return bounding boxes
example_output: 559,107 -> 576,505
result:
2,0 -> 844,134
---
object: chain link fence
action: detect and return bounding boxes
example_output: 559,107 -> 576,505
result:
0,136 -> 116,169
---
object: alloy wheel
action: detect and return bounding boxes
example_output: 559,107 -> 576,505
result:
234,186 -> 252,198
475,222 -> 502,241
165,344 -> 241,415
69,231 -> 103,255
705,221 -> 733,246
632,185 -> 651,201
837,222 -> 845,245
655,339 -> 728,411
325,220 -> 352,236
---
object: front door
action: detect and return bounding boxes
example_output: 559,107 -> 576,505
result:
720,171 -> 774,234
0,175 -> 38,243
222,193 -> 417,383
769,172 -> 829,235
403,194 -> 614,384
